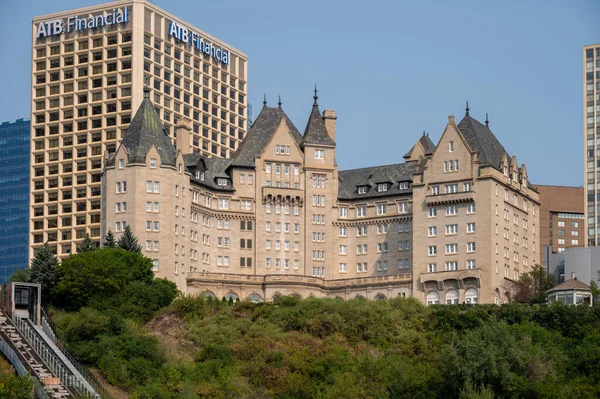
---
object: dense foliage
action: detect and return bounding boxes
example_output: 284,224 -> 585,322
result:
52,294 -> 600,399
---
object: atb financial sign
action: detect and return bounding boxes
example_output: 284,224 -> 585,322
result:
168,21 -> 230,65
36,7 -> 130,39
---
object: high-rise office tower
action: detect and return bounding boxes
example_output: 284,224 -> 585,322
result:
584,44 -> 600,247
0,118 -> 30,283
30,0 -> 248,259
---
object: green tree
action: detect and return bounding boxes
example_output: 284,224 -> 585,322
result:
117,225 -> 142,253
8,268 -> 30,283
52,248 -> 154,311
103,230 -> 117,248
29,243 -> 59,304
78,234 -> 97,253
0,374 -> 34,399
514,264 -> 555,303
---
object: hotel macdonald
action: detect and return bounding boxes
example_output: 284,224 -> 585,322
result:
31,1 -> 541,305
101,85 -> 540,305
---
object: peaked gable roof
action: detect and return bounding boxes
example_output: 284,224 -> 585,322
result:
108,89 -> 176,167
456,113 -> 507,171
404,133 -> 436,159
300,96 -> 336,148
229,105 -> 303,169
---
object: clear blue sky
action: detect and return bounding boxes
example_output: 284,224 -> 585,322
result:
1,0 -> 598,186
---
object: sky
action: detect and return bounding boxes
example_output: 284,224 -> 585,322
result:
1,0 -> 598,186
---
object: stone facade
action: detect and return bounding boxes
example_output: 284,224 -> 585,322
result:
103,93 -> 539,304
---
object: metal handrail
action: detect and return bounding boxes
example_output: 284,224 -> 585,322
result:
11,313 -> 101,398
40,307 -> 109,398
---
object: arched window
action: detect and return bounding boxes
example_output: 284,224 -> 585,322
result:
202,291 -> 216,299
375,293 -> 386,300
224,292 -> 238,302
248,293 -> 263,303
446,290 -> 459,305
465,288 -> 479,304
426,291 -> 440,305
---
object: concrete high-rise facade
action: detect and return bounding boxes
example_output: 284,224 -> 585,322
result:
0,119 -> 30,283
30,0 -> 247,259
102,90 -> 540,304
584,44 -> 600,247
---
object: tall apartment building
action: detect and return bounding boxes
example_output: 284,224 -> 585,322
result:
536,185 -> 584,260
0,119 -> 30,283
103,89 -> 540,304
30,0 -> 247,259
584,44 -> 600,247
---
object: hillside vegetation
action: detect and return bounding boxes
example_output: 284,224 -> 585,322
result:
22,246 -> 599,398
54,294 -> 600,399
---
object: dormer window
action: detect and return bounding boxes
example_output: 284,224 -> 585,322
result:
217,178 -> 228,186
377,183 -> 388,192
513,171 -> 518,181
149,158 -> 157,168
503,166 -> 508,177
118,159 -> 124,169
398,182 -> 409,190
522,177 -> 527,187
358,186 -> 367,194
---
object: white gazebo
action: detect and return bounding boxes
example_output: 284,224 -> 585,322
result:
546,273 -> 593,306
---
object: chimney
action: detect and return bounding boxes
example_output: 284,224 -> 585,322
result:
175,118 -> 192,154
323,109 -> 337,142
571,272 -> 576,280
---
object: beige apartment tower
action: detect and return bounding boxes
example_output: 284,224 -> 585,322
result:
30,0 -> 248,259
103,89 -> 539,304
584,44 -> 600,247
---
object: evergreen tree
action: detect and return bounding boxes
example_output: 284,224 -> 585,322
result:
117,225 -> 142,253
103,230 -> 117,248
78,234 -> 97,253
29,243 -> 59,304
9,268 -> 30,283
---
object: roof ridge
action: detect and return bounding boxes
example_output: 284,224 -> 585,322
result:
339,161 -> 415,173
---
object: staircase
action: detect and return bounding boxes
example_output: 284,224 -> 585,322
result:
0,310 -> 103,398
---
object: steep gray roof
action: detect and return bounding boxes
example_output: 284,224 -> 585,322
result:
229,105 -> 302,169
456,113 -> 507,171
404,133 -> 436,158
184,153 -> 234,191
108,89 -> 177,167
300,97 -> 336,148
420,134 -> 436,155
338,162 -> 417,200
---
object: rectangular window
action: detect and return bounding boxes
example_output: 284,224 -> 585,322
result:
445,244 -> 458,254
428,245 -> 437,255
377,203 -> 387,215
218,198 -> 229,209
339,207 -> 348,218
446,206 -> 457,216
445,224 -> 458,235
357,206 -> 366,217
467,222 -> 476,233
445,261 -> 458,271
428,226 -> 437,237
467,203 -> 475,214
467,242 -> 476,252
314,149 -> 324,159
428,263 -> 437,272
466,260 -> 476,269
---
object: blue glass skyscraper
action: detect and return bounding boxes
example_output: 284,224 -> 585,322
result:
0,118 -> 30,283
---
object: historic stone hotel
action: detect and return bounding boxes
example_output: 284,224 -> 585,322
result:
103,88 -> 540,304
